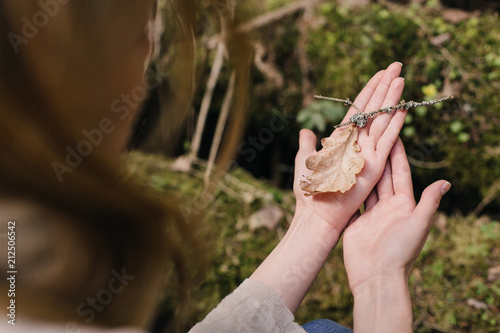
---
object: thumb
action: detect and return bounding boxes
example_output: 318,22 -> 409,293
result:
297,129 -> 317,155
413,180 -> 451,225
294,129 -> 318,192
295,129 -> 317,170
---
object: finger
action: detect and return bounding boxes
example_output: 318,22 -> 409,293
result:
331,69 -> 386,137
390,138 -> 414,198
368,76 -> 406,143
364,187 -> 378,211
294,129 -> 318,178
377,158 -> 394,200
375,104 -> 407,157
412,180 -> 451,229
362,62 -> 402,120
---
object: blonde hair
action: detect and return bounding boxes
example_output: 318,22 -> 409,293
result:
0,0 -> 205,329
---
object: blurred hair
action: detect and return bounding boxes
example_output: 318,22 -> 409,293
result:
0,0 -> 253,331
0,0 -> 208,329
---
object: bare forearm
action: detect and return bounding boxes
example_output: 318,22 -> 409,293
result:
250,209 -> 342,313
352,274 -> 413,333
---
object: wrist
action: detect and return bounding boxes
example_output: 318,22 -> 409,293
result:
352,273 -> 413,333
291,206 -> 345,245
350,271 -> 408,298
249,208 -> 343,313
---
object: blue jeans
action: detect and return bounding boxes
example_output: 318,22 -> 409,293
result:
302,319 -> 353,333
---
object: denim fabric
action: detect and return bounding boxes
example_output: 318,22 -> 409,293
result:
302,319 -> 353,333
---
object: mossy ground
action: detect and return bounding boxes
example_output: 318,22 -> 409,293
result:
126,151 -> 500,332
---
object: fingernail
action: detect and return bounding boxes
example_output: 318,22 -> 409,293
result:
441,182 -> 451,195
395,61 -> 403,67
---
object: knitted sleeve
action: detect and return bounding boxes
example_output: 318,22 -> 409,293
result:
189,278 -> 306,333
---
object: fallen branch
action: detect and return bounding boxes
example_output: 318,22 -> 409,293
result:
206,0 -> 323,49
204,71 -> 236,184
188,42 -> 226,162
254,41 -> 284,88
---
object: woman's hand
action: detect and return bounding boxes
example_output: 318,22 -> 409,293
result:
294,62 -> 407,239
251,62 -> 410,314
342,138 -> 450,333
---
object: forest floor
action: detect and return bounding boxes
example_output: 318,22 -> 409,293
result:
125,151 -> 500,332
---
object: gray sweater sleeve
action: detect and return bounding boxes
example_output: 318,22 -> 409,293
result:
189,278 -> 307,333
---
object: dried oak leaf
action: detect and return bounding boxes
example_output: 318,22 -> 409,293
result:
300,124 -> 364,196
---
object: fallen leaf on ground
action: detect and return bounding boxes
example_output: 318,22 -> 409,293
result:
487,265 -> 500,282
300,124 -> 365,196
466,298 -> 488,310
434,212 -> 448,234
247,204 -> 284,230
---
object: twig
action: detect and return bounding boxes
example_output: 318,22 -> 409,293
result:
314,95 -> 455,128
473,177 -> 500,216
314,95 -> 363,113
407,156 -> 450,169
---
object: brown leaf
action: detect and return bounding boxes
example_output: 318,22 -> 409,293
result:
487,265 -> 500,282
466,298 -> 488,310
434,212 -> 448,234
247,204 -> 284,231
300,124 -> 365,196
